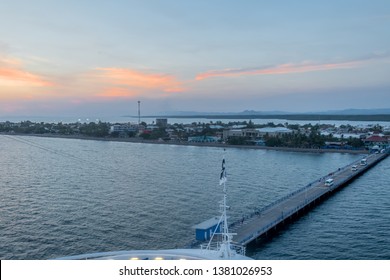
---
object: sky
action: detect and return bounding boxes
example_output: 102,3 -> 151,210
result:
0,0 -> 390,118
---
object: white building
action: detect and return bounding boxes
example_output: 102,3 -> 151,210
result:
223,127 -> 293,140
255,127 -> 293,136
109,124 -> 138,134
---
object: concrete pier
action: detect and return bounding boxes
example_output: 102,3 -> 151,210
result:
190,150 -> 388,250
229,151 -> 388,246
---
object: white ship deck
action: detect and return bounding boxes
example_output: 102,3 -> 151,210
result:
55,248 -> 252,260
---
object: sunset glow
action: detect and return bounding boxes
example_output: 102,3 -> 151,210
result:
196,61 -> 363,80
0,1 -> 389,116
95,68 -> 186,94
0,56 -> 53,88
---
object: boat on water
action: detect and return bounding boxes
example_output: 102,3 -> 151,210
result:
56,157 -> 252,260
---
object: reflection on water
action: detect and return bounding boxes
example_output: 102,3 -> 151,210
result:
0,135 -> 388,259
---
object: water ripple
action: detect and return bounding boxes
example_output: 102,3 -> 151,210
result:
0,135 -> 388,259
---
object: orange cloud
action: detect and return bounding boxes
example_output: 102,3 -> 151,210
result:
95,67 -> 186,93
196,61 -> 361,80
0,56 -> 53,87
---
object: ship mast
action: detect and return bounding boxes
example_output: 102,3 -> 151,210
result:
219,156 -> 236,258
203,153 -> 246,258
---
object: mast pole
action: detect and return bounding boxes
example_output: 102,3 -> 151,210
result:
219,154 -> 233,258
205,152 -> 237,258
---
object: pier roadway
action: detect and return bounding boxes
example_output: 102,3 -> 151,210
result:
230,151 -> 388,246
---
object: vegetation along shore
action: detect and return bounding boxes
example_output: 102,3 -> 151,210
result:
1,119 -> 389,154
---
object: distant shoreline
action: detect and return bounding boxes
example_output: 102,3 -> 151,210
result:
3,133 -> 369,154
140,114 -> 390,122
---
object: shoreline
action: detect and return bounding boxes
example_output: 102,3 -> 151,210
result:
2,133 -> 369,154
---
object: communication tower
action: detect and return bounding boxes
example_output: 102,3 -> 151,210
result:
138,101 -> 141,125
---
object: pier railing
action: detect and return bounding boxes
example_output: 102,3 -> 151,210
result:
192,151 -> 388,249
230,152 -> 388,245
231,157 -> 363,226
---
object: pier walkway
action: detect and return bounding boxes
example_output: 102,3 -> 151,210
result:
228,151 -> 389,246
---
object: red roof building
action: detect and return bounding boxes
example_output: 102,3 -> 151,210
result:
363,135 -> 389,150
364,135 -> 387,142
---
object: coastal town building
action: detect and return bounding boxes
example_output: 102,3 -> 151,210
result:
109,124 -> 139,135
146,124 -> 159,130
209,125 -> 224,130
323,141 -> 349,149
223,129 -> 243,140
255,127 -> 293,136
156,118 -> 168,127
223,127 -> 293,140
363,135 -> 389,150
2,119 -> 389,152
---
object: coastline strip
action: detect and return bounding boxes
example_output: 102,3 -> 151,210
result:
1,133 -> 368,154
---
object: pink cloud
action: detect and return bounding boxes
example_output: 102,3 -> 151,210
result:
95,67 -> 186,93
0,56 -> 53,87
196,61 -> 362,80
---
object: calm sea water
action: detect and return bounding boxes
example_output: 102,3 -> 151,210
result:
0,135 -> 389,259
